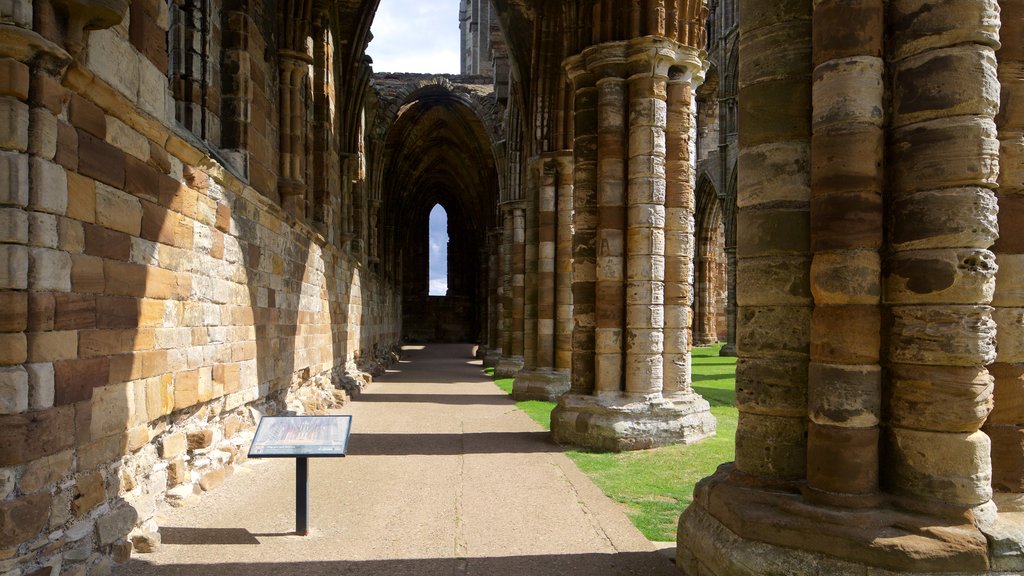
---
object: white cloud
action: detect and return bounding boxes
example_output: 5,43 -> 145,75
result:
367,0 -> 461,74
429,279 -> 448,296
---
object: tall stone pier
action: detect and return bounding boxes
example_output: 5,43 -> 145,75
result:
551,36 -> 715,452
677,0 -> 1024,573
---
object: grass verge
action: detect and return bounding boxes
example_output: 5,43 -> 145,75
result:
487,344 -> 736,542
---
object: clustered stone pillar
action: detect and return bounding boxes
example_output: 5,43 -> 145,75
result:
804,0 -> 883,505
554,154 -> 574,379
495,202 -> 525,377
987,0 -> 1024,509
884,0 -> 1000,513
278,50 -> 310,218
513,154 -> 572,400
551,37 -> 715,451
678,1 -> 1024,574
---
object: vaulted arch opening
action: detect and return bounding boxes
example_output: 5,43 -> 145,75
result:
693,178 -> 727,346
378,84 -> 500,343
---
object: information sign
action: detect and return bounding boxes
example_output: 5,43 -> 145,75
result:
246,415 -> 353,535
248,415 -> 352,458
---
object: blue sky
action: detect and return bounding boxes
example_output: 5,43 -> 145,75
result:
367,0 -> 461,74
428,205 -> 449,295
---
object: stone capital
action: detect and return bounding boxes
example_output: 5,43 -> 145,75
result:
626,36 -> 705,85
564,54 -> 594,90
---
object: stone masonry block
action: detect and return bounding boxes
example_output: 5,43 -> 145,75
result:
0,291 -> 27,332
78,131 -> 126,189
0,244 -> 28,289
30,73 -> 66,115
28,157 -> 67,215
0,405 -> 74,466
28,107 -> 56,160
0,97 -> 28,151
95,505 -> 138,546
0,492 -> 49,549
29,247 -> 71,291
69,95 -> 106,139
160,431 -> 186,458
0,366 -> 28,414
0,151 -> 28,207
28,211 -> 58,248
0,59 -> 29,100
95,183 -> 143,236
0,207 -> 27,243
0,332 -> 26,365
25,362 -> 54,409
90,383 -> 131,439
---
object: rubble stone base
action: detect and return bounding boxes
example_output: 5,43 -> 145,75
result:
494,355 -> 524,378
512,370 -> 570,401
551,391 -> 716,451
677,464 -> 1024,575
483,349 -> 503,368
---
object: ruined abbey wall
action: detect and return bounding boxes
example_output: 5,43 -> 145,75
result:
0,0 -> 400,573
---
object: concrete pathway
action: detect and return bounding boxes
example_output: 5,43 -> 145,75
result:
115,344 -> 678,576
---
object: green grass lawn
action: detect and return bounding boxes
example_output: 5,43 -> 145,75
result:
488,344 -> 737,542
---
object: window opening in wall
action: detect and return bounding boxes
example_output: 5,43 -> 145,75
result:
429,204 -> 449,296
366,0 -> 459,73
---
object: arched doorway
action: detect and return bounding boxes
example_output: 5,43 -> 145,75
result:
693,178 -> 727,345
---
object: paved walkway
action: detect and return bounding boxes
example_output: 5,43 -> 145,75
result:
115,344 -> 678,576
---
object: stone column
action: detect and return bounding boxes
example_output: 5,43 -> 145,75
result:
664,75 -> 695,395
679,2 -> 1023,575
483,229 -> 503,368
987,0 -> 1024,511
495,205 -> 517,376
521,161 -> 539,373
554,153 -> 574,377
719,244 -> 737,356
567,54 -> 598,396
884,0 -> 999,513
803,0 -> 884,506
551,38 -> 715,452
730,0 -> 814,483
514,155 -> 571,400
594,55 -> 627,396
495,202 -> 525,377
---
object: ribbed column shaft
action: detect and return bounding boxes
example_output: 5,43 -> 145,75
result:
883,0 -> 1000,507
985,0 -> 1024,502
805,0 -> 884,501
733,0 -> 813,480
511,205 -> 526,357
536,158 -> 558,370
594,72 -> 628,394
523,164 -> 540,371
501,206 -> 515,357
555,154 -> 575,373
624,44 -> 669,397
569,56 -> 598,395
664,77 -> 695,395
488,229 -> 502,354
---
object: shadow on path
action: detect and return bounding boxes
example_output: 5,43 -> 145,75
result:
119,552 -> 675,576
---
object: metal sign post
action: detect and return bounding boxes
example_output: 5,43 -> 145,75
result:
248,415 -> 352,535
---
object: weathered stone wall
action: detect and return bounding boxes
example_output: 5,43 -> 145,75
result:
0,0 -> 401,573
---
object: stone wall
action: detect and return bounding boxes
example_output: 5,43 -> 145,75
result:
0,0 -> 401,574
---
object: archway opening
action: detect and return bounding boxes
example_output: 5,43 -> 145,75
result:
694,182 -> 728,345
429,204 -> 449,296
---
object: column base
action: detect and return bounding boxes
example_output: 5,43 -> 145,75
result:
483,349 -> 503,368
494,355 -> 524,378
512,369 -> 570,401
550,391 -> 716,452
677,464 -> 1024,575
718,343 -> 737,357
